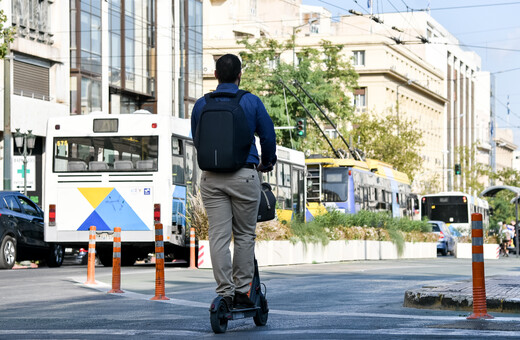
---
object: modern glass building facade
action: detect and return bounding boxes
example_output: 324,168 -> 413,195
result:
70,0 -> 202,116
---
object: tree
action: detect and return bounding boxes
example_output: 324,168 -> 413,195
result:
238,37 -> 423,179
0,6 -> 15,58
238,37 -> 358,153
348,111 -> 424,179
455,143 -> 490,196
487,190 -> 517,234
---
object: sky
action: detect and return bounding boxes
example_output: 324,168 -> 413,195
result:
303,0 -> 520,146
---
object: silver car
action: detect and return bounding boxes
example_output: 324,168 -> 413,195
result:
428,220 -> 457,256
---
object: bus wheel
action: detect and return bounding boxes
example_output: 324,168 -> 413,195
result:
98,251 -> 113,267
47,243 -> 64,267
121,255 -> 136,266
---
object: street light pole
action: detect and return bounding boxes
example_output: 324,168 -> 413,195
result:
14,129 -> 36,196
292,19 -> 318,68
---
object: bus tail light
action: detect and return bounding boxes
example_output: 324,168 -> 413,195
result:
462,196 -> 467,203
49,204 -> 56,226
154,204 -> 161,223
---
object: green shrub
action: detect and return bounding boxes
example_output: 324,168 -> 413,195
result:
288,209 -> 433,254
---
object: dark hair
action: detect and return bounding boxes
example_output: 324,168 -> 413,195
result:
215,54 -> 241,83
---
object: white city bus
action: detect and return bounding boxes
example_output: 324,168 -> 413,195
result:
420,191 -> 490,235
44,112 -> 198,266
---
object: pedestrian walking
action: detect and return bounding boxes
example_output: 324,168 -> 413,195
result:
191,54 -> 277,309
500,222 -> 512,257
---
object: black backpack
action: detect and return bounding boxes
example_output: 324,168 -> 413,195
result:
194,90 -> 254,172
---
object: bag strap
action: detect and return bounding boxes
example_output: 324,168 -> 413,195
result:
261,188 -> 271,210
207,90 -> 249,104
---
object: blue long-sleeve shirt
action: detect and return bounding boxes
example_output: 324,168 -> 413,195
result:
191,83 -> 277,167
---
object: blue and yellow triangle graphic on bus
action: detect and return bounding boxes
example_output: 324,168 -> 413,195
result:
77,188 -> 149,231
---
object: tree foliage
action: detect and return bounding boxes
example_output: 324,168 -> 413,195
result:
238,37 -> 424,179
0,6 -> 15,58
455,143 -> 489,196
349,111 -> 424,179
482,164 -> 520,232
238,37 -> 358,153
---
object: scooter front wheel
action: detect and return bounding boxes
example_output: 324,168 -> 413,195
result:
210,298 -> 229,333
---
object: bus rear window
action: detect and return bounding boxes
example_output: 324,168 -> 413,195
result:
53,136 -> 158,172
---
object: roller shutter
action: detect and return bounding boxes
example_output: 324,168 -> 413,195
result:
13,60 -> 50,100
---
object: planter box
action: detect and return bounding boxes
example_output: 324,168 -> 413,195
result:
197,240 -> 436,269
455,243 -> 500,260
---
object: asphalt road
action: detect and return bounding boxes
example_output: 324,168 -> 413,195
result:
1,256 -> 520,339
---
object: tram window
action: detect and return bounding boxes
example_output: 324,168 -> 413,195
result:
323,168 -> 348,202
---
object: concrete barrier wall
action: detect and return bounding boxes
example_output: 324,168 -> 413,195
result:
197,240 -> 437,269
455,243 -> 500,260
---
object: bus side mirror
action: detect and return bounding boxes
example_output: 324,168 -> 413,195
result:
489,207 -> 494,216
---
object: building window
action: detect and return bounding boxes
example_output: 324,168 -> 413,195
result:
268,55 -> 280,70
180,0 -> 203,118
353,50 -> 365,66
13,55 -> 50,100
70,0 -> 102,114
109,0 -> 155,96
81,77 -> 102,114
325,129 -> 338,139
354,88 -> 366,108
80,0 -> 102,74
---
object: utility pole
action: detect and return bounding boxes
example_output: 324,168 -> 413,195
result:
3,51 -> 11,190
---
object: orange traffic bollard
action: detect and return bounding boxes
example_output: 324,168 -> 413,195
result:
151,223 -> 169,300
467,213 -> 493,319
189,226 -> 197,269
85,226 -> 97,284
108,227 -> 124,294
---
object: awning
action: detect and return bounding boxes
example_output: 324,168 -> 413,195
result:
480,185 -> 520,203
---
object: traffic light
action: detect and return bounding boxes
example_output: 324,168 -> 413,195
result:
454,164 -> 461,175
295,118 -> 307,137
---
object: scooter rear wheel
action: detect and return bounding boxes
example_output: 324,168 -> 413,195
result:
253,294 -> 268,326
210,298 -> 229,333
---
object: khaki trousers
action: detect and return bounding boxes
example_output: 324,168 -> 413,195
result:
200,167 -> 261,297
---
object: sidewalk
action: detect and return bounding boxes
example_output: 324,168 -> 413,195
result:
404,275 -> 520,313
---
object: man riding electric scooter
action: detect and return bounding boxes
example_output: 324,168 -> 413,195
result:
191,54 -> 277,333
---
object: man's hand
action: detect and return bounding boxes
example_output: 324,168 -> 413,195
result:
257,162 -> 273,173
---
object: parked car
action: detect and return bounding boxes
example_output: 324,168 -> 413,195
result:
0,191 -> 64,269
428,220 -> 457,256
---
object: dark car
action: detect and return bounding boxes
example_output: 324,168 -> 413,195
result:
428,220 -> 457,256
0,191 -> 64,269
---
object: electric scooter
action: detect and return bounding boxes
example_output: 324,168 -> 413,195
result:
209,258 -> 269,334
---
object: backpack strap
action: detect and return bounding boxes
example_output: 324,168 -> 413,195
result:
207,90 -> 250,104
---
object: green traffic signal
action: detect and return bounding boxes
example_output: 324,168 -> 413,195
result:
295,118 -> 306,137
454,163 -> 461,175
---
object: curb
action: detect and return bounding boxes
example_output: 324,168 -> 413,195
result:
404,275 -> 520,313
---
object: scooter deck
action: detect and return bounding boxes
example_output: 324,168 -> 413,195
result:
225,307 -> 260,320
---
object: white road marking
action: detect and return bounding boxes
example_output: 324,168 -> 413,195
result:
0,327 -> 518,337
71,276 -> 520,323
